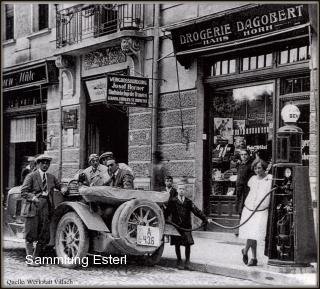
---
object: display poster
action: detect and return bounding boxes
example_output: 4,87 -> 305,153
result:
214,117 -> 233,144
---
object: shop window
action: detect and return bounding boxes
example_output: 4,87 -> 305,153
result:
211,58 -> 236,76
279,45 -> 310,64
240,53 -> 272,72
280,76 -> 310,95
210,83 -> 273,197
5,4 -> 14,40
4,88 -> 47,109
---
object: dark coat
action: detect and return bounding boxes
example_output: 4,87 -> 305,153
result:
165,197 -> 207,246
21,170 -> 60,217
235,160 -> 254,212
167,187 -> 178,200
111,168 -> 134,189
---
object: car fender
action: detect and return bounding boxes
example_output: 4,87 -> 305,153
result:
52,202 -> 110,233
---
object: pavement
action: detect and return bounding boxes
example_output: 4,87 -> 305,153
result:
159,231 -> 318,286
3,232 -> 317,286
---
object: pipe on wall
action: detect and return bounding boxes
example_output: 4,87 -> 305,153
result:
58,68 -> 63,181
151,4 -> 161,190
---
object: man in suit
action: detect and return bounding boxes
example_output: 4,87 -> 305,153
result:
99,151 -> 134,177
21,154 -> 61,267
79,154 -> 110,186
106,158 -> 134,189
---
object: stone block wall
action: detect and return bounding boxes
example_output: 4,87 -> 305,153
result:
128,89 -> 197,195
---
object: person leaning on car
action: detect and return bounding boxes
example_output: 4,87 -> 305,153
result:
106,158 -> 134,189
79,153 -> 110,186
20,154 -> 62,267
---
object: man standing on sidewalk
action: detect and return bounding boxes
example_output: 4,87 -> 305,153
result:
21,154 -> 61,267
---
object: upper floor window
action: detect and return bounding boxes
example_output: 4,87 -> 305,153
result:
5,4 -> 14,40
39,4 -> 49,30
33,4 -> 49,32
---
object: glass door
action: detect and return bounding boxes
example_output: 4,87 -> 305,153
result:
208,82 -> 274,231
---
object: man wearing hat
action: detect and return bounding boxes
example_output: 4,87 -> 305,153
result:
20,154 -> 61,267
106,158 -> 134,189
99,151 -> 134,178
79,153 -> 110,186
20,156 -> 36,184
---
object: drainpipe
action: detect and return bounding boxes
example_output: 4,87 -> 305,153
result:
151,4 -> 160,190
58,68 -> 63,181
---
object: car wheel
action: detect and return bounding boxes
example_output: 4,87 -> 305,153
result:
55,212 -> 89,268
112,199 -> 165,255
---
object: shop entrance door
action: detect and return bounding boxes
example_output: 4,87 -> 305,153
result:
206,82 -> 274,232
87,104 -> 128,165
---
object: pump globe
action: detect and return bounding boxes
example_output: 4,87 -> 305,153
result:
281,104 -> 300,124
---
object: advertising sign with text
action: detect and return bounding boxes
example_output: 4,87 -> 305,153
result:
107,74 -> 149,107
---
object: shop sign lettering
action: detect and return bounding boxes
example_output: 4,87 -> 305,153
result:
171,4 -> 308,53
107,74 -> 149,107
3,64 -> 47,89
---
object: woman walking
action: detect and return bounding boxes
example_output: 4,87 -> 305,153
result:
239,159 -> 272,266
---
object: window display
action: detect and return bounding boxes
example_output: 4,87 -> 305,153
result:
210,83 -> 273,197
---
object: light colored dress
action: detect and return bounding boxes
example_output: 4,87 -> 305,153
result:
239,174 -> 272,241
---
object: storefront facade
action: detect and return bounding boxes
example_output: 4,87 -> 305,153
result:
3,61 -> 59,189
168,3 -> 317,230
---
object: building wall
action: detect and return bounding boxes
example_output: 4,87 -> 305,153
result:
3,4 -> 56,68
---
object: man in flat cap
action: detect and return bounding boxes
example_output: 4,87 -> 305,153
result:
106,158 -> 134,189
21,154 -> 61,266
20,156 -> 37,184
99,151 -> 134,178
79,153 -> 110,186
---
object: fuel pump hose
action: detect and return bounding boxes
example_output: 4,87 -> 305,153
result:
166,187 -> 277,232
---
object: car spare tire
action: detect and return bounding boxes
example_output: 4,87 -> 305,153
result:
111,199 -> 165,255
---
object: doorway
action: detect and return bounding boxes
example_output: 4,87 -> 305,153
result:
87,103 -> 128,165
206,82 -> 274,232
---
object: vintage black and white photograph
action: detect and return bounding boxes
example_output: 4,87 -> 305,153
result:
1,1 -> 318,288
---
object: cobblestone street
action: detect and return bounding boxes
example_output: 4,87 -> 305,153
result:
3,241 -> 259,287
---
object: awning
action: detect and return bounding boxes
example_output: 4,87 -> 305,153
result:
3,60 -> 59,92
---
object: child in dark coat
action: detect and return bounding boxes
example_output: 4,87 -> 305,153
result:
165,180 -> 208,270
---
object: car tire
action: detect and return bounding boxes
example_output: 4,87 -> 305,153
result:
55,212 -> 89,268
112,199 -> 165,255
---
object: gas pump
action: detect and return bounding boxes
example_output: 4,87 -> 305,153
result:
265,104 -> 317,266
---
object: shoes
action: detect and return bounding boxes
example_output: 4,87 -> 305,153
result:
241,249 -> 248,265
247,258 -> 258,266
176,259 -> 184,270
184,260 -> 192,270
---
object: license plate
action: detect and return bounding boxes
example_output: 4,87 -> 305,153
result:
136,225 -> 160,247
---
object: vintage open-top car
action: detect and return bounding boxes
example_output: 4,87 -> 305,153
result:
4,180 -> 180,268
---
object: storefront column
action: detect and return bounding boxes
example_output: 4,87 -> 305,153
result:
195,58 -> 205,213
308,5 -> 318,237
8,143 -> 16,188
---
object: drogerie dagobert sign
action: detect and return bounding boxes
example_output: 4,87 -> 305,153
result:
171,4 -> 309,53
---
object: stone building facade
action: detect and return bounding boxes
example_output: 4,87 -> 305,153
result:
2,3 -> 318,231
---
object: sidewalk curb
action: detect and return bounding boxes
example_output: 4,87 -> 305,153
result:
159,257 -> 316,286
